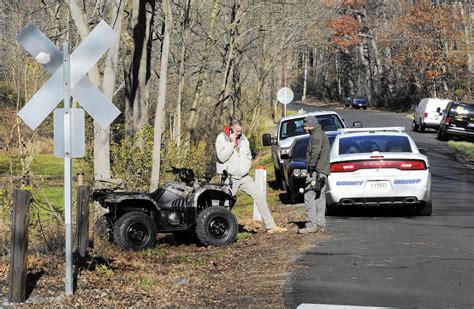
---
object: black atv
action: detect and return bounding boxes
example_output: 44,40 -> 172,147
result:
92,167 -> 237,250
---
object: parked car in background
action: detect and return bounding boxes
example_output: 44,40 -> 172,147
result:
326,127 -> 432,216
280,134 -> 340,204
412,98 -> 451,132
262,110 -> 351,190
345,95 -> 369,110
437,101 -> 474,141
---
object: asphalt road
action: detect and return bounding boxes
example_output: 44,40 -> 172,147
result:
284,103 -> 474,308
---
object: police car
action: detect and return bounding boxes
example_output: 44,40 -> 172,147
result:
326,127 -> 432,216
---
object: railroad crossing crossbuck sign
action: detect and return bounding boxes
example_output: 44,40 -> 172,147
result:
16,20 -> 120,140
16,20 -> 120,295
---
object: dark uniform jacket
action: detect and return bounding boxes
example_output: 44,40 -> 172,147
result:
306,124 -> 331,176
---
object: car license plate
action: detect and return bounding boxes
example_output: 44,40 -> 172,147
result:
366,180 -> 391,191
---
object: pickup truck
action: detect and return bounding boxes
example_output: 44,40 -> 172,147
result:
262,110 -> 350,190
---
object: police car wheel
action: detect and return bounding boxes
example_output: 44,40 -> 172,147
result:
287,188 -> 296,204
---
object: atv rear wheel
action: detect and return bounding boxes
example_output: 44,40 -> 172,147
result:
196,206 -> 238,246
114,212 -> 157,250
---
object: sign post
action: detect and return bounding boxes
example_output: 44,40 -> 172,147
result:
62,42 -> 73,295
277,87 -> 294,117
16,21 -> 120,295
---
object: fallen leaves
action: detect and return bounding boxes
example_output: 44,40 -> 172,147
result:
0,204 -> 325,307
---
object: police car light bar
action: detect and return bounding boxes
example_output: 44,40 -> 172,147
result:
339,127 -> 406,135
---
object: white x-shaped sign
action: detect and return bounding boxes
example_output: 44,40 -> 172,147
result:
16,20 -> 120,130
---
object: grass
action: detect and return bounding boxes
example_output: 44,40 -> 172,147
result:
448,140 -> 474,161
0,137 -> 279,217
0,153 -> 87,210
0,153 -> 64,175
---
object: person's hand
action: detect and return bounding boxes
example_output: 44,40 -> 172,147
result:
230,133 -> 240,150
229,132 -> 236,144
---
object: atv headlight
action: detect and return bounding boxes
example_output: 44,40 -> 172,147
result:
301,169 -> 308,177
293,169 -> 301,177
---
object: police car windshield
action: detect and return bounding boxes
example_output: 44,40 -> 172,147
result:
280,114 -> 344,140
339,135 -> 412,154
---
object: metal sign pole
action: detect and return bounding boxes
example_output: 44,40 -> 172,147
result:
16,20 -> 121,297
63,41 -> 73,295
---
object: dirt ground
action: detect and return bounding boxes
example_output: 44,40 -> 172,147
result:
0,203 -> 327,307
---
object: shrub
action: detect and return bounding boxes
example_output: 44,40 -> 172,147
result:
110,125 -> 154,191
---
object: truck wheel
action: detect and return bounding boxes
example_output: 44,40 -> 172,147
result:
114,212 -> 157,250
412,120 -> 419,132
416,198 -> 432,216
196,206 -> 238,246
95,215 -> 114,242
287,188 -> 296,204
419,123 -> 425,133
281,178 -> 288,191
274,165 -> 283,189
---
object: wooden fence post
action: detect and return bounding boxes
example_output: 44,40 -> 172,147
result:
8,189 -> 32,303
76,186 -> 91,260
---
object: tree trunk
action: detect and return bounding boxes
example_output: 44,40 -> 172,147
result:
370,33 -> 383,104
302,51 -> 308,101
217,1 -> 239,118
358,38 -> 372,101
70,0 -> 120,179
335,54 -> 341,99
124,0 -> 155,137
184,0 -> 218,147
95,0 -> 126,179
173,0 -> 193,147
150,0 -> 172,191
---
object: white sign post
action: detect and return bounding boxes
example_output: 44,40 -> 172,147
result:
16,21 -> 120,295
277,87 -> 294,117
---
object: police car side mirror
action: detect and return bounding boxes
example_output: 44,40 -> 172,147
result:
352,121 -> 362,128
419,148 -> 428,155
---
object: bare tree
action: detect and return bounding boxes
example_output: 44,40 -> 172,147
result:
150,0 -> 173,191
123,0 -> 156,137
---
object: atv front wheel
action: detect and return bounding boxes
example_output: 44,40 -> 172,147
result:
113,212 -> 157,250
196,206 -> 238,246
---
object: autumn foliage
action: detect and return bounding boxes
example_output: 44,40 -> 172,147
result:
327,14 -> 361,50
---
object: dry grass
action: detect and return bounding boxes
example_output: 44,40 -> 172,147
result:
0,203 -> 324,307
